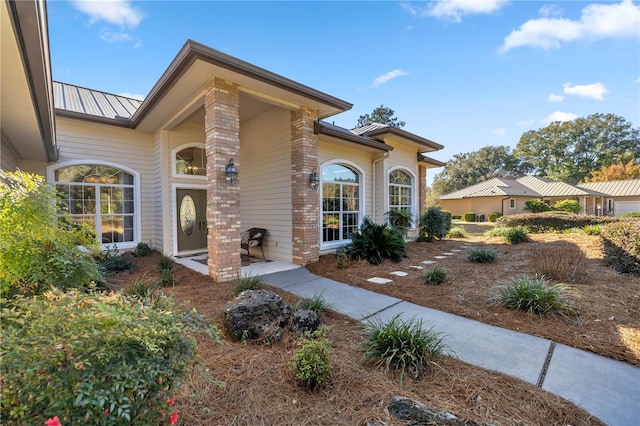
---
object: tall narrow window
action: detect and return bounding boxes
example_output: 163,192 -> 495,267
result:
321,164 -> 360,244
54,164 -> 137,245
389,169 -> 412,213
509,199 -> 516,209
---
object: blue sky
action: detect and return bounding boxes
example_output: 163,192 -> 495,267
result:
47,1 -> 640,183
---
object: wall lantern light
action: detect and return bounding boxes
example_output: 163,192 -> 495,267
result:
225,159 -> 238,184
309,171 -> 320,190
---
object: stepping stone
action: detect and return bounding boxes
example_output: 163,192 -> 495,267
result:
367,277 -> 393,284
422,260 -> 437,265
434,256 -> 447,259
443,252 -> 454,256
390,271 -> 408,277
451,249 -> 462,252
409,265 -> 424,270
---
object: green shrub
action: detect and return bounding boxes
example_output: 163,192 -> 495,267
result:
97,245 -> 135,275
418,207 -> 451,242
488,212 -> 502,222
467,248 -> 498,263
336,247 -> 348,270
621,211 -> 640,218
233,274 -> 265,295
486,226 -> 529,244
422,265 -> 448,285
451,215 -> 462,220
446,227 -> 467,238
361,314 -> 446,383
0,171 -> 102,297
490,275 -> 574,317
1,290 -> 221,424
386,209 -> 413,238
552,199 -> 581,214
601,221 -> 640,275
134,242 -> 152,257
582,224 -> 603,236
291,328 -> 333,390
524,199 -> 551,213
462,212 -> 476,222
297,292 -> 332,312
346,217 -> 407,265
496,213 -> 620,233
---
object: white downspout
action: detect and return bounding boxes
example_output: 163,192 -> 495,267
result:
372,151 -> 390,223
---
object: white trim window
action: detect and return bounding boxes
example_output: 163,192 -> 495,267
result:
321,163 -> 361,246
50,162 -> 140,247
509,199 -> 516,210
173,143 -> 207,178
388,169 -> 412,214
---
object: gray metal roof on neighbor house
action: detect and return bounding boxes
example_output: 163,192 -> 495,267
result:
53,81 -> 142,123
439,178 -> 541,199
516,176 -> 603,197
577,179 -> 640,197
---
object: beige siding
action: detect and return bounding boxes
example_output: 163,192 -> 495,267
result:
53,118 -> 158,248
380,143 -> 420,225
240,108 -> 293,262
1,138 -> 19,171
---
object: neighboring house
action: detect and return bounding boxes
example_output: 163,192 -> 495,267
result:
439,176 -> 640,220
1,0 -> 444,282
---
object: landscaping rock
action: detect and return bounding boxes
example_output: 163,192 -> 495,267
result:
388,396 -> 482,426
222,289 -> 292,343
292,309 -> 320,333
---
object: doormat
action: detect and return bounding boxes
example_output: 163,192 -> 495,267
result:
193,255 -> 272,267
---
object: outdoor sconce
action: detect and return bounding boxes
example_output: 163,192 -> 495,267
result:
225,159 -> 238,184
309,171 -> 320,190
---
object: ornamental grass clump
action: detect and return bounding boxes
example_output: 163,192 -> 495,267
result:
529,242 -> 585,282
447,227 -> 467,238
361,314 -> 446,384
232,274 -> 264,295
1,290 -> 222,424
296,292 -> 332,313
422,265 -> 448,285
467,248 -> 498,263
486,226 -> 529,244
291,328 -> 333,391
490,275 -> 574,317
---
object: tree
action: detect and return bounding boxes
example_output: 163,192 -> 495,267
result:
583,159 -> 640,182
515,113 -> 640,185
431,145 -> 530,195
356,104 -> 405,128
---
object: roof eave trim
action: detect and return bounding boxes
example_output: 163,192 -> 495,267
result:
365,127 -> 444,151
56,109 -> 135,128
314,122 -> 393,152
9,0 -> 58,162
417,153 -> 445,167
130,40 -> 353,126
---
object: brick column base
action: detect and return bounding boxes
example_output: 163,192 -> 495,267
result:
291,107 -> 319,265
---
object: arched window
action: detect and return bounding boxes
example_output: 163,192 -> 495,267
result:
174,145 -> 206,177
389,169 -> 412,213
321,163 -> 361,245
52,163 -> 138,246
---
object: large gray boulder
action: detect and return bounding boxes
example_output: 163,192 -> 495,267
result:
388,396 -> 483,426
292,309 -> 320,333
222,289 -> 292,343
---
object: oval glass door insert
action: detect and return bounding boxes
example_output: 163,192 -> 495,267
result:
179,195 -> 196,237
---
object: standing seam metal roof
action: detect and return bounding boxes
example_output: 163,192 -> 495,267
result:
54,81 -> 143,120
577,179 -> 640,197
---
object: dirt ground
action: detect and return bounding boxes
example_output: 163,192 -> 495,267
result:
105,230 -> 639,425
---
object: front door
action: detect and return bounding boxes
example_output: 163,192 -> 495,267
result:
176,189 -> 207,252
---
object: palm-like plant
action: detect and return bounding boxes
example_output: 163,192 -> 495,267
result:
346,217 -> 407,265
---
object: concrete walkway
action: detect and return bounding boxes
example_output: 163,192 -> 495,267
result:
261,267 -> 640,426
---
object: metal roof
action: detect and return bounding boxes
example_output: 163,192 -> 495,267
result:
577,179 -> 640,197
516,176 -> 602,197
439,178 -> 541,199
53,81 -> 142,121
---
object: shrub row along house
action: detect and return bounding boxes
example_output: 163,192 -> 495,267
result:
1,0 -> 445,282
439,175 -> 640,220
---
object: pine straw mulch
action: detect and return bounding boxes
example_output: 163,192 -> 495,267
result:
307,233 -> 640,367
106,244 -> 624,426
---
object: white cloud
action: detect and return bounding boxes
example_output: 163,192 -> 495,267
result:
401,0 -> 508,23
548,93 -> 565,103
517,119 -> 535,126
100,30 -> 132,43
118,92 -> 145,101
372,69 -> 409,88
563,82 -> 609,100
542,111 -> 579,124
73,0 -> 143,28
501,0 -> 640,52
493,128 -> 506,135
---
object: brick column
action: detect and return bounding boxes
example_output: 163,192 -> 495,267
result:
418,165 -> 427,216
204,78 -> 241,282
291,107 -> 319,265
